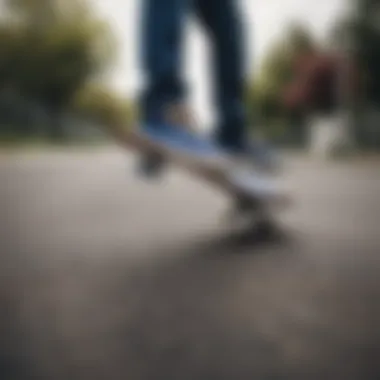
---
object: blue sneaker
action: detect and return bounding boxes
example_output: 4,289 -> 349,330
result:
137,104 -> 222,179
137,103 -> 281,178
137,135 -> 281,179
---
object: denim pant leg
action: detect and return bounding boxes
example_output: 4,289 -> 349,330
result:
140,0 -> 190,124
194,0 -> 247,152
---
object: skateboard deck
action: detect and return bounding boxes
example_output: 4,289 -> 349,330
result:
108,123 -> 291,215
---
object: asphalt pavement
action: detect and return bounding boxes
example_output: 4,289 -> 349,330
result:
1,148 -> 379,380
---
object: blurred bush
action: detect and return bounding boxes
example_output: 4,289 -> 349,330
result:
0,0 -> 131,143
247,23 -> 317,145
248,1 -> 380,150
71,83 -> 133,127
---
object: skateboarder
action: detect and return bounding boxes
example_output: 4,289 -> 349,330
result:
138,0 -> 279,178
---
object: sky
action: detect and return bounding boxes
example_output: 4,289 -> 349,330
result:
93,0 -> 348,124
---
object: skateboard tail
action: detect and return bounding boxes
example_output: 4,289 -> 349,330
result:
229,170 -> 292,211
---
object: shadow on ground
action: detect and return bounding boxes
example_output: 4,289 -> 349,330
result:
1,226 -> 379,380
1,151 -> 379,379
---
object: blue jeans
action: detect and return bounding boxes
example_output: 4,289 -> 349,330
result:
141,0 -> 248,152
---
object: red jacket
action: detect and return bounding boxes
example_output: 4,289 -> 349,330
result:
283,53 -> 359,112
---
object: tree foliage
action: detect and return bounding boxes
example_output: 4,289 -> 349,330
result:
71,84 -> 132,126
248,23 -> 316,139
0,0 -> 129,141
328,0 -> 380,105
2,0 -> 115,105
355,0 -> 380,104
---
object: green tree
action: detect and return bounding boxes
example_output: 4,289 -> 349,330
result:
329,0 -> 380,104
0,0 -> 117,141
325,0 -> 380,149
355,0 -> 380,105
71,83 -> 132,127
248,23 -> 316,142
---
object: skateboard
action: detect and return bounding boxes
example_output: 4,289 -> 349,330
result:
109,122 -> 292,227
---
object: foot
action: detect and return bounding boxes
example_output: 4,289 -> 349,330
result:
137,103 -> 196,179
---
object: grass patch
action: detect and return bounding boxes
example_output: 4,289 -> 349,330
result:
0,136 -> 111,154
